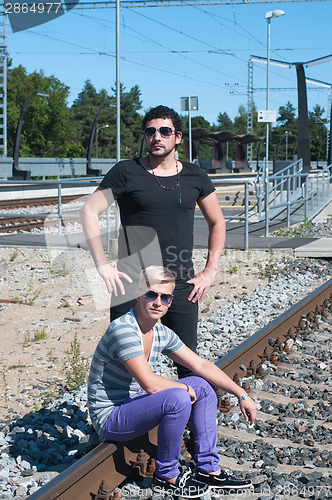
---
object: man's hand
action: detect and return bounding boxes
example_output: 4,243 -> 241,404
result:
239,396 -> 257,425
186,385 -> 197,404
97,264 -> 132,296
186,268 -> 217,303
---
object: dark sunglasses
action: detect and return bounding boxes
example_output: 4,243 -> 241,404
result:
144,126 -> 175,139
144,290 -> 174,307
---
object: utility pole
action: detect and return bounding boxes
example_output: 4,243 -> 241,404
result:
247,61 -> 254,163
0,8 -> 7,157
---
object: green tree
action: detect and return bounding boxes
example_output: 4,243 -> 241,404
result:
179,114 -> 212,162
277,101 -> 297,129
71,81 -> 143,159
7,65 -> 83,157
116,84 -> 143,158
216,111 -> 233,131
215,111 -> 235,161
71,80 -> 114,158
309,104 -> 327,162
233,105 -> 247,135
271,101 -> 298,160
249,104 -> 266,162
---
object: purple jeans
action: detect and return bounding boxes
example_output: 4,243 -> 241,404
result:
103,376 -> 219,479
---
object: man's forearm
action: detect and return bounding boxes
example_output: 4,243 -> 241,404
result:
205,219 -> 226,274
80,209 -> 108,269
195,358 -> 246,400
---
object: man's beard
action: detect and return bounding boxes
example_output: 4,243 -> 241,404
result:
148,146 -> 175,159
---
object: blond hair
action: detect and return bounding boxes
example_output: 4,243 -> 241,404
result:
138,266 -> 175,292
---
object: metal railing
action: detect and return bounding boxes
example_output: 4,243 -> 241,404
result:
0,177 -> 102,235
0,176 -> 255,251
256,159 -> 303,220
254,158 -> 265,218
3,165 -> 330,248
0,158 -> 116,179
255,159 -> 332,231
304,164 -> 332,220
203,178 -> 255,250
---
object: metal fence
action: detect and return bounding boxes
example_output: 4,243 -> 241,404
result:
0,158 -> 116,179
256,159 -> 332,231
1,167 -> 331,250
0,177 -> 255,250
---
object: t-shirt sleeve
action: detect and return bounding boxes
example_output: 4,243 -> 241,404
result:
198,168 -> 215,198
109,323 -> 144,363
161,325 -> 185,354
99,161 -> 128,197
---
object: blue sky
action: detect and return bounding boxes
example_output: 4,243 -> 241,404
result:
6,0 -> 332,125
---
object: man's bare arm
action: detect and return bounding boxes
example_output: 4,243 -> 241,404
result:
187,191 -> 226,302
80,188 -> 132,295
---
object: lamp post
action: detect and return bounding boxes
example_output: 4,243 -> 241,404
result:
87,104 -> 115,176
96,124 -> 109,158
264,9 -> 285,236
285,131 -> 289,160
12,90 -> 49,179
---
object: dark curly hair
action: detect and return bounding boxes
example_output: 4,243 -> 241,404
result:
142,105 -> 182,133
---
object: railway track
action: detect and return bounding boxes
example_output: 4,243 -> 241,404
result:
28,279 -> 332,500
0,196 -> 80,211
0,196 -> 84,234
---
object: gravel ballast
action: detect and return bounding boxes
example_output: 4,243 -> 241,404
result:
0,218 -> 331,498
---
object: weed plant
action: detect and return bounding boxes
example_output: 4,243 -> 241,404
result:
1,363 -> 9,402
11,275 -> 42,305
228,262 -> 240,274
256,249 -> 280,278
62,333 -> 89,391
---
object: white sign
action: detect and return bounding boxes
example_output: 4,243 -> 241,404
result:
181,97 -> 198,112
258,110 -> 277,123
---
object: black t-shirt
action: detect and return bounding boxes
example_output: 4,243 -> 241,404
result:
99,158 -> 215,282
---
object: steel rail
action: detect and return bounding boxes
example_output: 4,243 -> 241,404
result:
23,279 -> 332,499
0,195 -> 80,210
29,430 -> 158,500
216,277 -> 332,377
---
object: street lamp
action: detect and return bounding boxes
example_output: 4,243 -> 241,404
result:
285,131 -> 292,160
87,103 -> 115,176
12,90 -> 49,179
264,9 -> 285,236
96,124 -> 109,158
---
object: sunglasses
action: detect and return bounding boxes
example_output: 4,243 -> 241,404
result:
144,126 -> 175,139
144,290 -> 174,307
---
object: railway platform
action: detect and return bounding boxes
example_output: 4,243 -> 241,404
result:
0,219 -> 330,257
0,197 -> 331,256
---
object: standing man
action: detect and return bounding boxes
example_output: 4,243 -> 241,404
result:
81,105 -> 225,376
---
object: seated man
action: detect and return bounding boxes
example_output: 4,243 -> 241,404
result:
88,265 -> 257,498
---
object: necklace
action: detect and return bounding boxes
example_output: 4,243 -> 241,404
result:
148,157 -> 182,205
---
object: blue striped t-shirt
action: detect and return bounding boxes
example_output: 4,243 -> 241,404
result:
87,310 -> 184,436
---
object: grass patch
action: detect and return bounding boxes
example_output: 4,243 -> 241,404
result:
33,326 -> 47,341
271,219 -> 313,238
8,361 -> 27,370
23,326 -> 47,346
